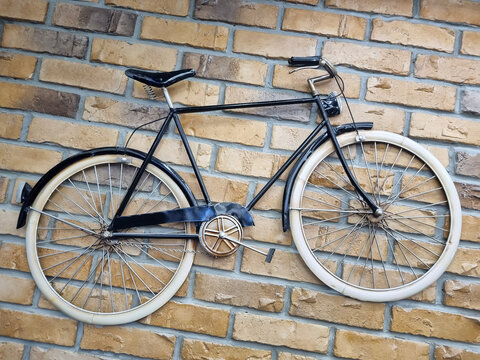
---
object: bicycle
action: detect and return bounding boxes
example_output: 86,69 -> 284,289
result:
16,56 -> 462,325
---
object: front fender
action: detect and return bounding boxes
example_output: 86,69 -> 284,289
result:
282,122 -> 373,231
16,147 -> 197,229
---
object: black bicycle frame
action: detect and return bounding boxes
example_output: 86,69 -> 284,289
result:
108,93 -> 378,232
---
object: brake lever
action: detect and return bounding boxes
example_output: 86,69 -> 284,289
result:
289,65 -> 321,74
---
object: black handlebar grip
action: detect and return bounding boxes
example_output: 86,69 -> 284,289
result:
288,56 -> 322,66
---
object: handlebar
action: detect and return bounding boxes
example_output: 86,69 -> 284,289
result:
289,56 -> 338,95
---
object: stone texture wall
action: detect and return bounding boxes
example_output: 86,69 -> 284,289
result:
1,0 -> 480,359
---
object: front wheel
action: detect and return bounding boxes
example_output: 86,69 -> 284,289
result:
25,152 -> 195,325
290,131 -> 461,302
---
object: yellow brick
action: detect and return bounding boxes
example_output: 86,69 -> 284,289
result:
435,346 -> 480,360
326,0 -> 413,16
334,329 -> 429,360
283,8 -> 366,40
91,38 -> 177,71
141,301 -> 230,337
366,77 -> 456,111
0,143 -> 62,174
253,184 -> 283,211
180,114 -> 267,147
371,19 -> 455,53
0,0 -> 48,22
0,177 -> 8,203
323,41 -> 411,75
0,342 -> 23,360
447,246 -> 480,278
233,30 -> 316,59
416,54 -> 480,85
273,65 -> 361,98
0,309 -> 77,346
244,213 -> 292,246
0,274 -> 35,305
271,125 -> 312,151
133,80 -> 220,106
290,287 -> 385,329
0,242 -> 29,272
39,59 -> 127,94
81,325 -> 175,359
28,117 -> 119,150
278,353 -> 317,360
194,272 -> 285,312
141,17 -> 228,50
444,280 -> 480,311
391,306 -> 480,343
461,31 -> 480,57
30,347 -> 110,360
181,339 -> 271,360
0,112 -> 23,139
410,113 -> 480,146
233,313 -> 329,353
0,52 -> 37,79
421,0 -> 480,27
193,247 -> 237,270
105,0 -> 189,15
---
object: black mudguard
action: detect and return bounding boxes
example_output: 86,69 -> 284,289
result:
282,122 -> 374,231
16,147 -> 197,229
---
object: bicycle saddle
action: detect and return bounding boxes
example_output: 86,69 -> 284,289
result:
125,68 -> 196,88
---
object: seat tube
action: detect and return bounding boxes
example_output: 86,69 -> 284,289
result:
162,87 -> 174,109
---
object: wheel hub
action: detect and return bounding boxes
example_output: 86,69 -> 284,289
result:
199,215 -> 243,257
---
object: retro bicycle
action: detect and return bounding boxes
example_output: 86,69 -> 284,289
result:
17,57 -> 461,325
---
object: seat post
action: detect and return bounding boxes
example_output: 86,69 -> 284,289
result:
162,87 -> 174,109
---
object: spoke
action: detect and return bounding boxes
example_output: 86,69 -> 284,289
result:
45,244 -> 97,283
38,244 -> 98,259
58,250 -> 94,295
385,154 -> 416,205
386,214 -> 447,235
313,167 -> 362,204
314,215 -> 367,251
108,164 -> 115,221
108,251 -> 115,313
36,234 -> 94,245
380,148 -> 402,196
302,213 -> 356,226
381,227 -> 407,286
307,221 -> 367,241
30,207 -> 97,236
99,249 -> 105,312
70,254 -> 102,307
294,207 -> 369,213
359,140 -> 377,200
390,174 -> 436,203
373,227 -> 390,288
323,216 -> 367,263
391,187 -> 444,204
82,170 -> 106,225
68,178 -> 106,225
113,246 -> 156,295
134,177 -> 165,215
131,243 -> 177,272
386,201 -> 448,217
388,226 -> 442,258
345,225 -> 372,283
119,260 -> 129,310
93,165 -> 105,218
53,186 -> 101,225
384,164 -> 426,206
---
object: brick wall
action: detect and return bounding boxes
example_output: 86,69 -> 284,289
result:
1,0 -> 479,359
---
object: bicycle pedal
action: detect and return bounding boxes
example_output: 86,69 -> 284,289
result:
265,248 -> 275,263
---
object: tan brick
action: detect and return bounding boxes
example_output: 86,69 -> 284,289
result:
224,86 -> 312,122
391,306 -> 480,342
0,0 -> 48,22
233,30 -> 316,59
0,242 -> 29,272
371,19 -> 455,53
140,301 -> 229,337
241,247 -> 329,284
282,0 -> 318,4
39,59 -> 127,94
83,96 -> 168,130
244,213 -> 292,246
334,329 -> 429,360
0,342 -> 23,360
179,171 -> 249,204
28,117 -> 119,150
282,8 -> 366,40
216,147 -> 289,178
457,214 -> 480,242
193,247 -> 237,270
106,0 -> 189,16
194,0 -> 278,29
0,143 -> 62,174
30,347 -> 109,360
0,177 -> 8,203
91,38 -> 177,71
366,77 -> 456,111
447,246 -> 480,278
53,2 -> 136,35
416,55 -> 480,85
2,24 -> 88,59
0,81 -> 80,118
0,112 -> 23,140
252,184 -> 284,211
435,346 -> 480,360
323,42 -> 411,75
330,103 -> 405,134
181,339 -> 271,360
421,0 -> 480,26
0,274 -> 35,305
278,353 -> 317,360
410,113 -> 480,146
194,272 -> 285,312
326,0 -> 413,16
444,280 -> 480,311
0,52 -> 37,79
290,287 -> 385,329
233,313 -> 329,353
461,31 -> 480,57
81,325 -> 175,359
270,125 -> 311,151
0,309 -> 77,346
183,53 -> 268,86
126,133 -> 212,168
273,65 -> 361,98
141,17 -> 228,50
133,80 -> 220,106
180,114 -> 266,147
425,145 -> 450,167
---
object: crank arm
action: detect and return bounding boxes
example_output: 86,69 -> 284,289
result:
225,236 -> 275,263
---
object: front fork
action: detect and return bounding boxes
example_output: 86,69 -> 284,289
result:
315,97 -> 382,216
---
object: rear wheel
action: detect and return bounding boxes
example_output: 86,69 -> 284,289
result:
290,131 -> 461,302
25,153 -> 195,325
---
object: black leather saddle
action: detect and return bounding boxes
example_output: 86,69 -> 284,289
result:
125,68 -> 196,88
